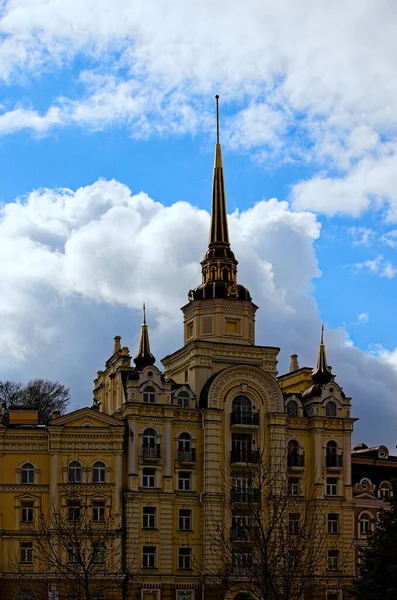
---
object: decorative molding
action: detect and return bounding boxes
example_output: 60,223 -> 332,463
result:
207,365 -> 284,412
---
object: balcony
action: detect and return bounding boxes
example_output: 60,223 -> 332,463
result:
177,449 -> 196,463
141,447 -> 161,461
231,488 -> 260,503
287,453 -> 305,469
230,411 -> 259,427
230,527 -> 251,541
230,450 -> 260,464
225,563 -> 251,578
326,454 -> 343,469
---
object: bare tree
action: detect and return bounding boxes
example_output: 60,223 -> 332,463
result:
203,449 -> 350,600
0,378 -> 70,424
14,486 -> 131,600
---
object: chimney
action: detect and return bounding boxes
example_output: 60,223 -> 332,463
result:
290,354 -> 299,372
52,410 -> 61,419
113,336 -> 121,354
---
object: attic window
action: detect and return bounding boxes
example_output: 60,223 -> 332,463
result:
82,422 -> 93,427
360,478 -> 371,490
378,449 -> 387,458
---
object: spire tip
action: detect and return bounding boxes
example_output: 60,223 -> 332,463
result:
215,95 -> 220,144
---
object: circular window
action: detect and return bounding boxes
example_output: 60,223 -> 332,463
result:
147,371 -> 153,377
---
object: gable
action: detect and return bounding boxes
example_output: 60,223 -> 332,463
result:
48,407 -> 123,429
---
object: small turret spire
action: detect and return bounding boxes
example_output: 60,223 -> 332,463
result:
312,324 -> 333,385
134,303 -> 155,369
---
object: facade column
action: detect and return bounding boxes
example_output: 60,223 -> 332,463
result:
50,453 -> 59,509
164,420 -> 172,477
128,420 -> 137,489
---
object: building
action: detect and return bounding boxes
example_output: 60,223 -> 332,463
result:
351,443 -> 397,576
0,100 -> 359,600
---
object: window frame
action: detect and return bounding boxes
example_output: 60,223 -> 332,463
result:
21,501 -> 34,523
178,508 -> 192,531
327,513 -> 340,534
142,545 -> 156,569
21,463 -> 35,485
142,468 -> 156,488
68,461 -> 82,484
326,478 -> 338,496
178,471 -> 191,491
286,400 -> 299,417
92,500 -> 106,523
178,547 -> 192,570
143,386 -> 156,404
326,401 -> 337,417
68,501 -> 81,522
177,391 -> 190,408
358,513 -> 371,536
93,461 -> 106,484
327,549 -> 339,571
143,506 -> 157,529
20,542 -> 33,564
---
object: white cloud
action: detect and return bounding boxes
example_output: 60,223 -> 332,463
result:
352,255 -> 397,279
358,313 -> 369,324
1,0 -> 397,175
0,106 -> 62,134
1,178 -> 397,448
349,227 -> 376,246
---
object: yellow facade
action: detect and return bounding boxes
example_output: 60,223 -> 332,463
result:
0,103 -> 357,600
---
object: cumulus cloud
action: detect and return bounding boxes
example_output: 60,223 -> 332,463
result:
1,178 -> 397,448
352,255 -> 397,279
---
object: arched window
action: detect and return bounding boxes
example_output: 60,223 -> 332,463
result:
326,401 -> 337,417
287,440 -> 304,467
21,463 -> 34,484
143,386 -> 156,403
68,461 -> 82,484
142,428 -> 159,459
379,481 -> 392,499
234,594 -> 254,600
359,513 -> 371,536
360,478 -> 371,491
178,433 -> 191,453
177,391 -> 190,409
93,461 -> 106,484
231,395 -> 256,425
16,593 -> 36,600
325,441 -> 341,468
287,401 -> 298,417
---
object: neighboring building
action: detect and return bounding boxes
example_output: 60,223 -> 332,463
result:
0,105 -> 360,600
351,443 -> 397,576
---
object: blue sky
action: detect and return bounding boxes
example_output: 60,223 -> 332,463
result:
1,0 -> 397,446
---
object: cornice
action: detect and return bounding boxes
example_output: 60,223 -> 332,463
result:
0,484 -> 49,492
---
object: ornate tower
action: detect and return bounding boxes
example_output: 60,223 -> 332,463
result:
183,96 -> 257,347
162,97 -> 279,398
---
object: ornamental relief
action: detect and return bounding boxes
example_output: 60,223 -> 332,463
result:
207,365 -> 284,413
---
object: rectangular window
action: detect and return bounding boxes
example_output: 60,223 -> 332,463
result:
328,549 -> 339,570
326,478 -> 338,496
20,542 -> 33,563
178,547 -> 192,570
328,513 -> 340,534
142,545 -> 156,569
143,469 -> 156,488
68,545 -> 78,563
177,593 -> 193,600
178,472 -> 191,491
288,477 -> 300,496
288,512 -> 300,534
92,501 -> 105,522
178,509 -> 192,531
92,543 -> 106,563
21,502 -> 34,523
68,502 -> 81,522
143,506 -> 156,529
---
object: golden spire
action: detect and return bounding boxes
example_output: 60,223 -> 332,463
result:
209,95 -> 230,247
134,303 -> 155,369
312,324 -> 333,385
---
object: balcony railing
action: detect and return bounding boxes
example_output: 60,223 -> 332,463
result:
230,449 -> 260,464
326,454 -> 343,468
177,449 -> 196,462
230,411 -> 259,426
230,527 -> 251,541
141,447 -> 161,459
225,563 -> 251,577
287,453 -> 305,468
231,488 -> 260,503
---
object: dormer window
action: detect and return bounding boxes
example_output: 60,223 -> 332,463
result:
379,481 -> 392,499
286,401 -> 298,417
360,478 -> 371,490
143,386 -> 156,403
326,401 -> 337,417
177,391 -> 190,409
